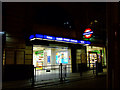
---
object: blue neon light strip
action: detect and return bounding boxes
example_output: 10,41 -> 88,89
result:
29,35 -> 34,39
29,34 -> 91,44
44,35 -> 55,40
35,34 -> 44,38
83,31 -> 93,35
70,39 -> 78,43
63,38 -> 70,42
79,40 -> 85,44
85,41 -> 91,44
56,37 -> 63,41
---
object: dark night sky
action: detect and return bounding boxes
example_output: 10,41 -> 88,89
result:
34,2 -> 106,26
2,2 -> 106,37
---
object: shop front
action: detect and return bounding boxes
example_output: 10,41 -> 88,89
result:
87,46 -> 106,70
30,34 -> 90,72
82,28 -> 106,70
3,32 -> 90,81
28,34 -> 91,81
33,45 -> 71,72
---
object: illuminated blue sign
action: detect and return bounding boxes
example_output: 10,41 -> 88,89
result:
85,41 -> 91,44
29,35 -> 34,39
83,31 -> 93,35
56,37 -> 63,41
35,34 -> 43,38
44,35 -> 55,40
79,40 -> 85,44
70,39 -> 78,43
63,38 -> 70,42
78,40 -> 91,44
29,34 -> 91,45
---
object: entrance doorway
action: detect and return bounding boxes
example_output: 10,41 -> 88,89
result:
88,52 -> 98,69
87,46 -> 106,68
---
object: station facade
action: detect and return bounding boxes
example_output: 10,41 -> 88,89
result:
2,25 -> 106,81
2,3 -> 106,81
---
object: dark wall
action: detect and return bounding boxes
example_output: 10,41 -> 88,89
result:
71,45 -> 77,73
3,65 -> 34,81
106,2 -> 120,88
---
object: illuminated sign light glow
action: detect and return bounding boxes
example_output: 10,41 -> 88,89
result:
83,28 -> 93,39
83,31 -> 93,35
30,38 -> 35,41
70,39 -> 78,43
35,34 -> 44,38
79,40 -> 85,44
85,41 -> 91,44
29,34 -> 91,44
44,35 -> 55,40
56,37 -> 63,41
29,35 -> 34,39
63,38 -> 70,42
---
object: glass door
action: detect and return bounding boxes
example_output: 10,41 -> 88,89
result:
88,52 -> 98,69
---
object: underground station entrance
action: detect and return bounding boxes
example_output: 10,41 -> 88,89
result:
33,45 -> 72,81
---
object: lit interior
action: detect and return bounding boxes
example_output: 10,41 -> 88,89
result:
33,45 -> 71,70
87,46 -> 106,68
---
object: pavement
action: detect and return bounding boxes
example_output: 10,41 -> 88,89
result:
41,75 -> 106,88
2,68 -> 107,89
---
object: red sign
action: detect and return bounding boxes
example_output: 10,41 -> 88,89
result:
83,28 -> 93,38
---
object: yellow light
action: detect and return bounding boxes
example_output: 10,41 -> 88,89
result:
94,20 -> 98,23
30,38 -> 35,41
90,22 -> 93,24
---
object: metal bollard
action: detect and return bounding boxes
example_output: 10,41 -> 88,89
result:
65,65 -> 66,78
31,67 -> 35,87
96,61 -> 98,77
59,65 -> 60,79
60,63 -> 63,82
35,67 -> 36,82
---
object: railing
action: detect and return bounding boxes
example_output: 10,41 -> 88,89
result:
33,64 -> 71,83
59,64 -> 72,81
31,62 -> 105,86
